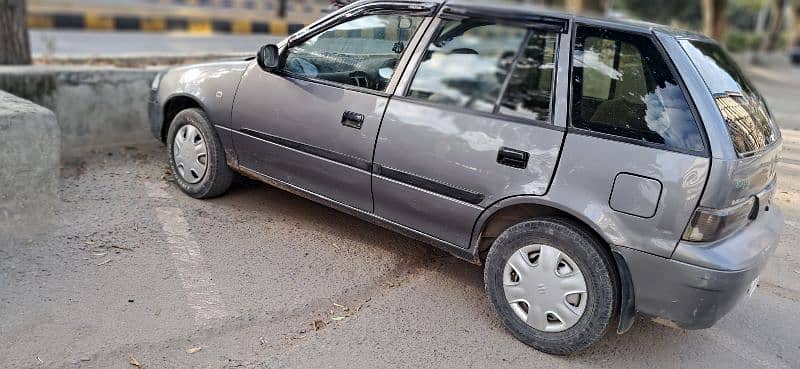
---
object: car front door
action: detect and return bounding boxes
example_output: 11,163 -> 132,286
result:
231,3 -> 434,212
371,12 -> 570,247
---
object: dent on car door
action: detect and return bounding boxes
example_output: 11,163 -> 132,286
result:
548,26 -> 710,258
372,17 -> 568,247
230,11 -> 429,212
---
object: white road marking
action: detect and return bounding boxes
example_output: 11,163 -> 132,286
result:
146,182 -> 228,325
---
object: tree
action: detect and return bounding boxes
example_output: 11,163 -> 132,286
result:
703,0 -> 728,41
794,1 -> 800,47
566,0 -> 613,13
0,0 -> 31,65
618,0 -> 701,28
762,0 -> 788,51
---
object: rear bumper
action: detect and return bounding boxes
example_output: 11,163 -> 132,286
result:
616,205 -> 783,330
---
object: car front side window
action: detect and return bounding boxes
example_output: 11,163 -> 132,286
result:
283,14 -> 425,92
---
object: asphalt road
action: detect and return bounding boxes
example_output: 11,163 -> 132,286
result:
30,30 -> 284,57
1,65 -> 799,369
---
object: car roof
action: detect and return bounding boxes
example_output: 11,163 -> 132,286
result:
354,0 -> 713,41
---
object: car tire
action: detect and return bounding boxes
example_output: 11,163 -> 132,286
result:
484,217 -> 618,355
166,108 -> 233,199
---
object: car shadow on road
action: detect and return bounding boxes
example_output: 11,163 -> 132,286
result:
216,175 -> 450,260
216,174 -> 703,361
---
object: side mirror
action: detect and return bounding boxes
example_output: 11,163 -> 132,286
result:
256,44 -> 280,72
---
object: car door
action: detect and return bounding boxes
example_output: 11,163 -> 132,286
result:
231,3 -> 434,212
371,11 -> 570,247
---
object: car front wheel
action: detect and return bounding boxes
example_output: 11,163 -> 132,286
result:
484,217 -> 619,355
166,108 -> 233,199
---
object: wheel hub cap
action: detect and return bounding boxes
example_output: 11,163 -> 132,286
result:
173,124 -> 208,184
503,244 -> 588,332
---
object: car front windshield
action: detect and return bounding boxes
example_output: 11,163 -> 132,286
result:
680,40 -> 779,156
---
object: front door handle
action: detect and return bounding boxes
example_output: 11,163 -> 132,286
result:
341,111 -> 365,129
497,147 -> 529,169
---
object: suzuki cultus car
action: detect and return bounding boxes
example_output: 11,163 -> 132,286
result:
149,0 -> 784,355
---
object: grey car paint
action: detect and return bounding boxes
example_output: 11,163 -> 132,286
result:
609,173 -> 663,218
544,133 -> 709,258
370,20 -> 570,247
656,30 -> 783,209
373,98 -> 565,246
150,58 -> 251,165
154,59 -> 251,131
149,0 -> 784,333
618,202 -> 783,329
231,64 -> 388,213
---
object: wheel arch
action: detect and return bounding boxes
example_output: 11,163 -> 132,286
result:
160,94 -> 207,142
471,196 -> 615,259
471,196 -> 637,334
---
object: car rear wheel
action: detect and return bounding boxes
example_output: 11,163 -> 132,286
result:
484,217 -> 618,355
167,108 -> 233,199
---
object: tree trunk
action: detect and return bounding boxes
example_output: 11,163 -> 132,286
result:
0,0 -> 31,65
703,0 -> 728,42
277,0 -> 287,18
566,0 -> 612,14
763,0 -> 788,52
791,0 -> 799,47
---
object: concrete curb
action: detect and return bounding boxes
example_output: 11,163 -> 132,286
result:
0,91 -> 60,243
0,66 -> 161,161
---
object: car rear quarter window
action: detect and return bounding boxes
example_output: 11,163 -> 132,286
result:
680,40 -> 778,156
571,26 -> 705,153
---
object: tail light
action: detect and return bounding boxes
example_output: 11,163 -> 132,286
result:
682,197 -> 757,243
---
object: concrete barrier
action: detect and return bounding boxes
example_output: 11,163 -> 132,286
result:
0,91 -> 60,243
34,53 -> 251,68
0,66 -> 160,161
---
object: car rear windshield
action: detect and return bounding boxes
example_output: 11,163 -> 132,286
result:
680,40 -> 778,156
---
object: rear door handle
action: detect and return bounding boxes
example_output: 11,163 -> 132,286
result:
341,111 -> 365,129
497,147 -> 529,169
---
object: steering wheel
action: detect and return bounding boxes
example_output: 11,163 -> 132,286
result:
349,71 -> 372,89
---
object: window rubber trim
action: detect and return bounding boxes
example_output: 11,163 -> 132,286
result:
440,4 -> 568,33
288,1 -> 440,47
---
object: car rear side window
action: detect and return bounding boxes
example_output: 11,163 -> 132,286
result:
571,26 -> 705,153
407,20 -> 528,113
498,31 -> 559,122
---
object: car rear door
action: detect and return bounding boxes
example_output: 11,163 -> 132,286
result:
371,8 -> 571,247
230,2 -> 435,212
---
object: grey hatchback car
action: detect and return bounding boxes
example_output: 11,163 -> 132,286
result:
148,0 -> 784,355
